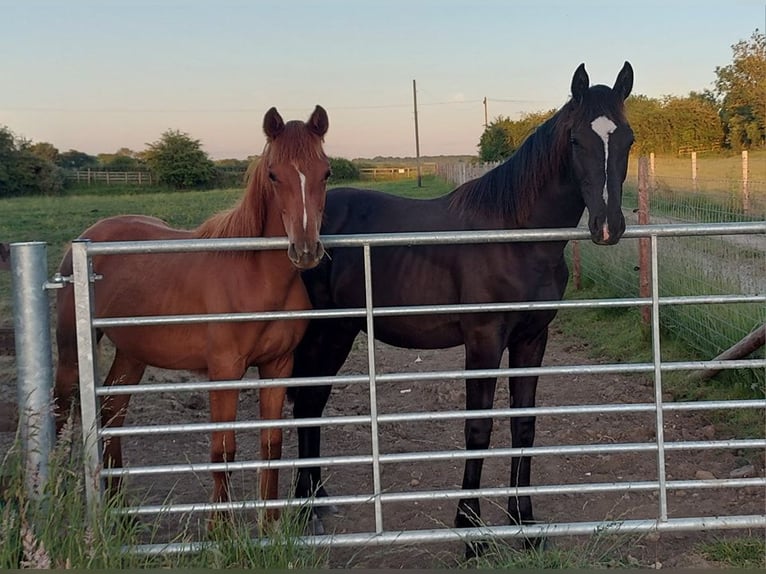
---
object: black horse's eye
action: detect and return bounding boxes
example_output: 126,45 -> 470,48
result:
569,136 -> 579,146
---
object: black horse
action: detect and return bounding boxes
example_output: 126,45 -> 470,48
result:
289,62 -> 634,550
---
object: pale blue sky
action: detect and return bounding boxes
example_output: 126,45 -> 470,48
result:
0,0 -> 763,159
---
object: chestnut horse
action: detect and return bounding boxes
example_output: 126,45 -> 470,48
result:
54,105 -> 330,518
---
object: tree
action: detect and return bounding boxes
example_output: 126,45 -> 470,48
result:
478,110 -> 556,162
29,141 -> 59,163
0,126 -> 64,196
328,157 -> 359,182
57,149 -> 98,169
143,129 -> 216,189
714,29 -> 766,149
478,117 -> 515,162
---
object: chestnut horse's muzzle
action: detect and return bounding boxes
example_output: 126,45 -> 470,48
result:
288,241 -> 325,269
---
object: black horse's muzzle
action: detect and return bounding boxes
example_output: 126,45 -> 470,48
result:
589,211 -> 626,245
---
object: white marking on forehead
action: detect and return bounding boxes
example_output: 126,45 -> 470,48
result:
296,168 -> 307,232
591,115 -> 617,210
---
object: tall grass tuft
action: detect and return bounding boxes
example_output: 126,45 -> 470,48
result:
0,414 -> 326,568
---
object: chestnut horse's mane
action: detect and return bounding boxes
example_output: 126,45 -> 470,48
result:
194,120 -> 326,240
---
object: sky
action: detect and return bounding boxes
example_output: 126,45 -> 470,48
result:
0,0 -> 763,160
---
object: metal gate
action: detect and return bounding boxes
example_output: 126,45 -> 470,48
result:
12,221 -> 766,555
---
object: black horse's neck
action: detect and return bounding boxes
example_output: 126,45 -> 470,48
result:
448,107 -> 581,229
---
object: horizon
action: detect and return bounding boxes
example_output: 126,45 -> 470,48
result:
1,0 -> 763,160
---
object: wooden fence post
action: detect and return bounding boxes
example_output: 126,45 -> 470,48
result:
690,151 -> 697,192
571,240 -> 581,290
638,156 -> 651,328
649,152 -> 655,190
742,150 -> 749,214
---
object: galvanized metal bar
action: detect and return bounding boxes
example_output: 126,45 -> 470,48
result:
93,358 -> 766,397
125,514 -> 766,555
61,222 -> 764,553
118,476 -> 766,516
71,239 -> 104,507
363,243 -> 384,534
90,293 -> 765,328
10,241 -> 55,499
99,438 -> 765,478
84,221 -> 766,256
650,234 -> 669,522
99,398 -> 765,437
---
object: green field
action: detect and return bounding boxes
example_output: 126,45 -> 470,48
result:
1,172 -> 762,569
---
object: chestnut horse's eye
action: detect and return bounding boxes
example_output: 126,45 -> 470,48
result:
268,171 -> 278,183
324,170 -> 332,181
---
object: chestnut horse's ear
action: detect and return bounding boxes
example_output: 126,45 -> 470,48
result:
263,107 -> 285,141
571,63 -> 589,103
613,61 -> 634,101
308,105 -> 329,138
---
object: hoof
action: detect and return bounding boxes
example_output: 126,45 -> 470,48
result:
464,539 -> 489,560
307,513 -> 325,536
314,502 -> 340,518
524,534 -> 553,552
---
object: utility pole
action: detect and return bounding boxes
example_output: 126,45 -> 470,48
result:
413,79 -> 422,188
483,96 -> 488,128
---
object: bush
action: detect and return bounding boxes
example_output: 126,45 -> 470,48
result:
143,130 -> 217,190
328,157 -> 359,183
0,127 -> 66,197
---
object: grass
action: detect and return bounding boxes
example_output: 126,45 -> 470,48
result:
0,415 -> 327,569
697,536 -> 766,569
2,173 -> 763,568
555,280 -> 765,438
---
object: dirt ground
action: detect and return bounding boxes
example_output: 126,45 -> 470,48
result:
1,324 -> 764,568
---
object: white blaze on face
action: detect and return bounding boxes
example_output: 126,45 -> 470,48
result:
590,116 -> 617,205
590,115 -> 617,241
296,168 -> 308,232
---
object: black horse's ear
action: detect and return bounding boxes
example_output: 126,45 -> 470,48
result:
263,107 -> 285,141
571,63 -> 589,103
613,61 -> 634,101
308,105 -> 329,138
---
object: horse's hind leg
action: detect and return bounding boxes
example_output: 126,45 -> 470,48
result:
53,287 -> 81,433
100,350 -> 146,496
506,326 -> 549,545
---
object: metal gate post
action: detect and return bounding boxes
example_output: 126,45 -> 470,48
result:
649,234 -> 668,523
11,241 -> 55,499
362,243 -> 384,533
70,239 -> 104,508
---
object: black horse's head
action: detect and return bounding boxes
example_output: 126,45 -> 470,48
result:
567,62 -> 634,245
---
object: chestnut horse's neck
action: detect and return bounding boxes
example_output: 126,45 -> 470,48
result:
194,168 -> 267,240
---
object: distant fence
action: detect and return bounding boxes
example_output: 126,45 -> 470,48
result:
66,169 -> 155,185
359,163 -> 436,181
435,161 -> 499,185
66,165 -> 439,185
436,155 -> 765,371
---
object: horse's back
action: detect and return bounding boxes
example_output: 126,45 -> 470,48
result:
78,214 -> 189,243
323,187 -> 457,234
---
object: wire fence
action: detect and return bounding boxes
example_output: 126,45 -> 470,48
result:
437,157 -> 766,385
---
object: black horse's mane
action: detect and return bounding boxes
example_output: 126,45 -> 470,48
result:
449,85 -> 626,225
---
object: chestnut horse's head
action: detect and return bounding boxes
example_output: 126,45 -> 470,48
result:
261,105 -> 330,269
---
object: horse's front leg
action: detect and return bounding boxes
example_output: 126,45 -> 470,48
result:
257,355 -> 292,523
507,326 -> 549,542
208,387 -> 240,508
454,334 -> 504,558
